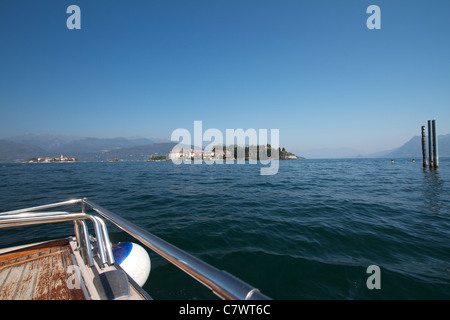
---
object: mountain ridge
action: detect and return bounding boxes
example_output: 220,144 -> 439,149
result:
0,139 -> 49,163
1,133 -> 449,162
2,134 -> 156,155
0,134 -> 162,162
367,134 -> 450,158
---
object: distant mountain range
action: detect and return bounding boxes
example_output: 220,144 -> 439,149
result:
294,134 -> 450,159
71,143 -> 177,162
0,134 -> 175,162
0,139 -> 49,163
1,133 -> 449,162
367,134 -> 450,159
4,134 -> 156,153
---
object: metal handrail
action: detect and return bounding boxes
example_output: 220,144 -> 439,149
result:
0,210 -> 113,267
74,219 -> 95,266
0,199 -> 82,216
81,198 -> 270,300
0,198 -> 271,300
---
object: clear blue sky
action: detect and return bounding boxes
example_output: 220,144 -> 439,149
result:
1,0 -> 449,157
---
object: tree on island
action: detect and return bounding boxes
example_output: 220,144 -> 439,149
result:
149,155 -> 167,161
211,144 -> 297,160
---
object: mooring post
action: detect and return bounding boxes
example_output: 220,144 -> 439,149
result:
421,125 -> 428,167
432,119 -> 439,168
428,120 -> 434,168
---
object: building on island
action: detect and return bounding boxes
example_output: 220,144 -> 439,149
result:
168,146 -> 299,161
28,155 -> 77,163
169,148 -> 232,161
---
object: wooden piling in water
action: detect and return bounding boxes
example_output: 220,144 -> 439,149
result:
432,119 -> 439,168
428,120 -> 434,168
421,125 -> 428,167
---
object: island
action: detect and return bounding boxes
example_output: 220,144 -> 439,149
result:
168,145 -> 300,161
148,155 -> 167,161
27,155 -> 77,163
278,147 -> 299,160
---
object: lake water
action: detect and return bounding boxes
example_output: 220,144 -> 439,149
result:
0,158 -> 449,299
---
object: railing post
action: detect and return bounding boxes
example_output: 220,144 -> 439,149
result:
79,220 -> 95,267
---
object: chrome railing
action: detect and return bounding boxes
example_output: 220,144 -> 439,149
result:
0,208 -> 114,267
0,198 -> 270,300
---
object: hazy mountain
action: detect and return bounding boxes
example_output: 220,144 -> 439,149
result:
5,134 -> 81,151
72,143 -> 177,162
0,139 -> 175,163
54,137 -> 155,153
292,134 -> 450,159
1,133 -> 449,162
3,134 -> 154,154
0,134 -> 162,162
0,139 -> 48,162
370,134 -> 450,158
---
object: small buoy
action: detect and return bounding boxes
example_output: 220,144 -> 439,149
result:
391,160 -> 394,163
112,242 -> 151,287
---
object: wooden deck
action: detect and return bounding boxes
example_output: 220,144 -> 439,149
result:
0,239 -> 86,300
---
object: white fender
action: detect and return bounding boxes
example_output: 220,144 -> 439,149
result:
112,242 -> 151,287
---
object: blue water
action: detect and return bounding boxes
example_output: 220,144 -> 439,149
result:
0,158 -> 449,299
